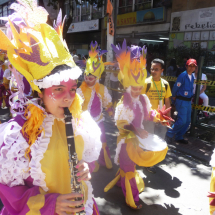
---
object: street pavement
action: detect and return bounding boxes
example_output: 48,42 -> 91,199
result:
91,113 -> 212,215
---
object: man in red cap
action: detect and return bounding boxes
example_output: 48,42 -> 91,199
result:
165,59 -> 197,144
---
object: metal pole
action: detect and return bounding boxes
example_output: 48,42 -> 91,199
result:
190,56 -> 204,136
113,0 -> 117,46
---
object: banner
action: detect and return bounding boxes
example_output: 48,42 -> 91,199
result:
106,0 -> 114,36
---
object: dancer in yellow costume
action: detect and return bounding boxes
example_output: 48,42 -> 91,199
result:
105,40 -> 172,209
0,1 -> 101,215
77,41 -> 113,171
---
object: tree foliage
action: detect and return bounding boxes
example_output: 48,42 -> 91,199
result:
167,46 -> 215,67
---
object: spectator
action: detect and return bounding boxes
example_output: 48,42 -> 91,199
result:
176,56 -> 189,77
193,66 -> 209,118
110,69 -> 120,108
78,54 -> 81,60
165,59 -> 197,145
142,58 -> 172,173
71,49 -> 76,56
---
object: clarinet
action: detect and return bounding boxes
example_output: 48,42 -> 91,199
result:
64,107 -> 85,215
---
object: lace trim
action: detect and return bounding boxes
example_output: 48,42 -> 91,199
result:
0,121 -> 30,187
102,86 -> 112,109
84,181 -> 94,215
29,114 -> 55,192
74,111 -> 102,163
114,138 -> 125,165
115,103 -> 134,124
210,149 -> 215,167
76,88 -> 85,102
34,67 -> 82,89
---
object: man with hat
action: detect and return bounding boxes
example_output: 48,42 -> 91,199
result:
165,59 -> 197,144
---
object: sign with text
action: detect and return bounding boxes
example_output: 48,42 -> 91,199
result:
171,7 -> 215,32
68,20 -> 99,33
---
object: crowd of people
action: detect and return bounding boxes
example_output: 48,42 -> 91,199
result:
0,0 -> 213,215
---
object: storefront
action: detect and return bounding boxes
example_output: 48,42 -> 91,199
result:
102,7 -> 170,69
169,6 -> 215,51
66,19 -> 101,57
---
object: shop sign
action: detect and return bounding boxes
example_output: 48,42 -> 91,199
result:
136,7 -> 165,24
104,12 -> 136,28
171,7 -> 215,32
68,19 -> 99,33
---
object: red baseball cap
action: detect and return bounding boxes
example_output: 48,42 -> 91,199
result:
186,59 -> 197,66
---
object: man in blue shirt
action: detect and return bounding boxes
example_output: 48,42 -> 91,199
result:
165,59 -> 197,144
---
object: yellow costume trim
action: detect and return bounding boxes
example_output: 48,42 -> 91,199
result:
126,142 -> 168,167
104,169 -> 145,208
210,167 -> 215,214
102,142 -> 113,169
69,93 -> 83,119
26,188 -> 45,215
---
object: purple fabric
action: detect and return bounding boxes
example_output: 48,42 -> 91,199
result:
0,179 -> 59,215
0,69 -> 3,80
92,198 -> 100,215
116,144 -> 139,202
90,93 -> 101,119
23,77 -> 31,96
97,121 -> 111,166
87,161 -> 96,173
123,92 -> 149,121
131,102 -> 142,128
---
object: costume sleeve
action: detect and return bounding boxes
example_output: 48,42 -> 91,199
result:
0,183 -> 59,215
165,82 -> 172,98
74,111 -> 102,163
0,120 -> 59,214
172,74 -> 184,97
102,86 -> 113,116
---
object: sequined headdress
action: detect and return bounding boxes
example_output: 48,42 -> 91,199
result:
0,0 -> 81,93
85,41 -> 107,79
111,39 -> 147,88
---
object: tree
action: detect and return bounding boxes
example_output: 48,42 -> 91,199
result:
39,0 -> 104,39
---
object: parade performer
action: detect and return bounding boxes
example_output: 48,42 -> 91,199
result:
165,59 -> 196,144
0,1 -> 101,214
104,40 -> 172,209
77,41 -> 113,171
208,151 -> 215,215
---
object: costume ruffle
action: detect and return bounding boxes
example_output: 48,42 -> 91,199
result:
115,103 -> 134,123
34,66 -> 82,89
74,111 -> 102,163
29,114 -> 55,192
0,121 -> 30,187
210,149 -> 215,167
114,138 -> 125,165
84,181 -> 94,215
102,86 -> 112,108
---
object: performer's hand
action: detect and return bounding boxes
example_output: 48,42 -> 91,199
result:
76,160 -> 91,181
55,193 -> 85,215
137,128 -> 148,139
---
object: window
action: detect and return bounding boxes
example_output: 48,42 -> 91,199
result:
81,1 -> 90,21
118,0 -> 133,14
92,1 -> 102,20
135,0 -> 152,11
70,0 -> 81,22
0,2 -> 14,25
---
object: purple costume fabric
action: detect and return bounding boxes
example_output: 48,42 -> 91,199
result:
0,69 -> 3,81
116,93 -> 147,203
90,91 -> 111,166
0,116 -> 100,215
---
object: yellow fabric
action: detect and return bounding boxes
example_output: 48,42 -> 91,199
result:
0,22 -> 76,93
104,169 -> 145,209
126,142 -> 168,167
3,77 -> 10,86
69,93 -> 83,119
26,188 -> 45,215
102,142 -> 113,169
40,120 -> 85,194
142,77 -> 172,109
210,167 -> 215,214
93,161 -> 100,172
